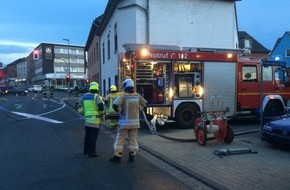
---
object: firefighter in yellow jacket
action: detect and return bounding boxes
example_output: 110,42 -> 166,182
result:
109,78 -> 147,163
104,85 -> 122,128
76,82 -> 105,158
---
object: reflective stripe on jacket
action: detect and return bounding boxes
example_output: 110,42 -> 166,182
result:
113,93 -> 147,129
106,92 -> 122,116
83,93 -> 103,125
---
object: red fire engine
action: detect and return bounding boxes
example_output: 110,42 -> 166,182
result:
118,44 -> 290,128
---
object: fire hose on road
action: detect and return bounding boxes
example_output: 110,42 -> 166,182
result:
141,110 -> 258,156
141,110 -> 196,142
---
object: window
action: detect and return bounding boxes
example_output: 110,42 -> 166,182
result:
107,34 -> 110,59
102,42 -> 105,64
114,23 -> 118,53
93,48 -> 95,65
244,38 -> 252,49
263,66 -> 272,81
71,49 -> 77,54
286,49 -> 290,57
242,66 -> 257,82
103,79 -> 106,96
96,42 -> 99,61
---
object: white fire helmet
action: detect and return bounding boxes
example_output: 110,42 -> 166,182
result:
123,78 -> 134,89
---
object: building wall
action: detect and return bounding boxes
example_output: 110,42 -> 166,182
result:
16,59 -> 27,85
148,0 -> 238,48
99,0 -> 239,96
28,43 -> 86,87
270,32 -> 290,66
87,34 -> 100,84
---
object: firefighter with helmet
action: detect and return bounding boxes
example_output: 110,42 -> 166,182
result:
76,82 -> 105,158
42,85 -> 47,98
49,85 -> 54,98
104,85 -> 122,129
109,78 -> 147,163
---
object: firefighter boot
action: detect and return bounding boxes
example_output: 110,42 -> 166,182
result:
129,151 -> 135,162
109,156 -> 121,163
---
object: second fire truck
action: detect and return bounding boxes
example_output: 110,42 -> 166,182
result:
118,44 -> 290,128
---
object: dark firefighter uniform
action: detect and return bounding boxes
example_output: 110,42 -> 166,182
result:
42,85 -> 47,98
49,86 -> 54,98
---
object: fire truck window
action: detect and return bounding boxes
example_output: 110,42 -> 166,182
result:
242,66 -> 257,82
263,66 -> 272,81
274,68 -> 289,83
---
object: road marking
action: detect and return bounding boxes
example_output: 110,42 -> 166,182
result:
38,104 -> 66,116
15,104 -> 22,109
11,111 -> 63,124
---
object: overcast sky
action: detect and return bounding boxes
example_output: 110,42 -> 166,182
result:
0,0 -> 289,66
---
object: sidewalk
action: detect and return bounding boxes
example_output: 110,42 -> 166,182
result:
63,97 -> 290,190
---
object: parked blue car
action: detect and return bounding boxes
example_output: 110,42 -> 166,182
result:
262,114 -> 290,146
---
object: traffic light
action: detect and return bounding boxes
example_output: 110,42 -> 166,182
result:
86,79 -> 89,84
66,75 -> 70,82
33,50 -> 39,60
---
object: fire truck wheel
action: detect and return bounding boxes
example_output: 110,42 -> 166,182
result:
175,103 -> 199,129
196,127 -> 207,146
224,125 -> 234,144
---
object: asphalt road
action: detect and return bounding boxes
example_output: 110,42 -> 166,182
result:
0,94 -> 193,190
2,92 -> 290,190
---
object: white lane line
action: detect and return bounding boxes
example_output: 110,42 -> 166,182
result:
15,104 -> 22,109
38,104 -> 66,116
11,111 -> 63,124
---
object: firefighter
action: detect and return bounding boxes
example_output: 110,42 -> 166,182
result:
76,82 -> 105,158
42,85 -> 47,98
75,86 -> 79,97
49,85 -> 54,98
104,85 -> 122,129
109,78 -> 147,163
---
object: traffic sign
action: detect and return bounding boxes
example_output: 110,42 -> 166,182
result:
263,61 -> 286,67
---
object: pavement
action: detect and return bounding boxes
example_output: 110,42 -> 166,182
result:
63,97 -> 290,190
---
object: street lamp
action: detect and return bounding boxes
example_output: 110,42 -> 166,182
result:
63,39 -> 70,98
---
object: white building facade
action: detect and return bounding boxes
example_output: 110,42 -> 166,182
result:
97,0 -> 239,96
16,58 -> 28,86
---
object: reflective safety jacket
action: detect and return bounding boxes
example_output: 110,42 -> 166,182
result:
113,93 -> 147,129
83,93 -> 104,127
105,92 -> 122,116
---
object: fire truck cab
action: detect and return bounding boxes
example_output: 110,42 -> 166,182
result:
118,44 -> 240,128
237,59 -> 290,118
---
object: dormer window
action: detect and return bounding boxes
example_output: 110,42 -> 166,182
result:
244,38 -> 252,49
